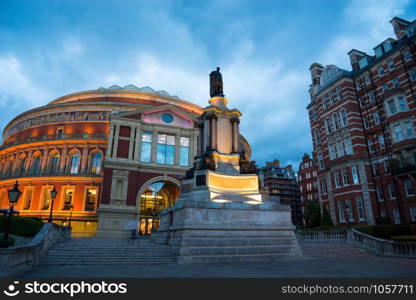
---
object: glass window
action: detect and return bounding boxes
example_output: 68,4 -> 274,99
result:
364,73 -> 371,85
342,168 -> 349,185
383,83 -> 389,92
179,137 -> 189,166
340,109 -> 348,127
329,144 -> 336,160
403,48 -> 412,60
393,209 -> 401,225
63,189 -> 73,210
85,189 -> 97,211
410,208 -> 416,222
398,97 -> 407,111
69,153 -> 80,174
393,124 -> 404,142
19,157 -> 26,176
387,59 -> 395,71
383,41 -> 392,52
379,135 -> 385,149
351,166 -> 359,184
388,184 -> 396,199
387,99 -> 397,115
320,179 -> 327,195
23,188 -> 33,210
392,79 -> 400,88
368,91 -> 375,103
346,199 -> 354,221
90,152 -> 102,174
405,121 -> 415,138
334,171 -> 342,188
157,134 -> 175,165
336,86 -> 343,100
373,112 -> 380,125
337,140 -> 345,157
356,197 -> 365,220
378,65 -> 385,76
359,57 -> 368,68
375,47 -> 383,57
405,180 -> 414,196
141,132 -> 152,163
50,154 -> 59,175
42,187 -> 52,210
333,113 -> 340,130
338,201 -> 345,223
33,156 -> 41,175
376,187 -> 384,201
345,137 -> 353,155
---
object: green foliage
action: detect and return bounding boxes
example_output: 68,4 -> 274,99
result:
0,215 -> 43,237
0,234 -> 15,246
390,235 -> 416,242
355,224 -> 412,239
320,205 -> 334,227
303,201 -> 321,228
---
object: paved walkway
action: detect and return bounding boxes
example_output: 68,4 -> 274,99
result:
23,240 -> 416,278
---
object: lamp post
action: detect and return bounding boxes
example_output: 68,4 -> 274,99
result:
0,181 -> 22,248
68,204 -> 74,229
48,186 -> 58,223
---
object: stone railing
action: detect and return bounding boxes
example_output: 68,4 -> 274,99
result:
297,228 -> 416,258
346,229 -> 395,256
0,223 -> 71,277
296,229 -> 347,241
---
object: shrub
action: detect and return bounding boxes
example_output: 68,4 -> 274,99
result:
390,235 -> 416,242
0,215 -> 43,237
303,201 -> 321,228
355,225 -> 411,239
321,206 -> 334,227
0,234 -> 16,246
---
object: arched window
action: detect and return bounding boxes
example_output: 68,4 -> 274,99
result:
49,153 -> 60,175
69,153 -> 80,174
90,152 -> 102,175
19,157 -> 26,176
32,156 -> 41,175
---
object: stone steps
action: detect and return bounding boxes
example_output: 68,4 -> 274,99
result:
176,244 -> 296,256
40,238 -> 177,265
299,242 -> 374,258
171,237 -> 296,247
178,253 -> 302,263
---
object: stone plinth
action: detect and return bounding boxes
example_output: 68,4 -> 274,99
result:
152,185 -> 303,263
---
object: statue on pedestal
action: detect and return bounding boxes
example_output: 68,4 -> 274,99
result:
209,67 -> 224,98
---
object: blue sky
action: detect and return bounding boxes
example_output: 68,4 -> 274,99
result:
0,0 -> 415,169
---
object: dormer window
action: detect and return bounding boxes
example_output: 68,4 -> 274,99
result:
383,41 -> 392,52
406,23 -> 416,37
358,57 -> 368,69
375,46 -> 383,58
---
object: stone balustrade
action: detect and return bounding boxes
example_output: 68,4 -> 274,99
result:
297,228 -> 416,258
0,223 -> 71,277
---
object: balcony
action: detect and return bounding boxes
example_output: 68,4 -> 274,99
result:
0,171 -> 102,181
391,158 -> 416,176
0,133 -> 107,151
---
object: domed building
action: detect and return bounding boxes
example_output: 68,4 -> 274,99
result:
0,85 -> 251,236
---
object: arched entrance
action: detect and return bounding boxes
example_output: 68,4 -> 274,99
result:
137,177 -> 180,235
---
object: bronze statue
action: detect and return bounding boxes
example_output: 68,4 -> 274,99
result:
209,67 -> 224,98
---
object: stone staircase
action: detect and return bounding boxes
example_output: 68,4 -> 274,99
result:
299,241 -> 374,258
40,237 -> 177,265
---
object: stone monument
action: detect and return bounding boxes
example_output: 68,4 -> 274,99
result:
151,67 -> 302,263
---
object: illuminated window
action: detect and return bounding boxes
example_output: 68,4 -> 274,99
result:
141,132 -> 152,162
85,188 -> 97,211
179,137 -> 189,166
157,134 -> 175,165
62,189 -> 73,210
69,153 -> 80,174
42,187 -> 52,210
23,188 -> 33,210
90,152 -> 102,174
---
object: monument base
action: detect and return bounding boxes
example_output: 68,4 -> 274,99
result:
152,195 -> 303,263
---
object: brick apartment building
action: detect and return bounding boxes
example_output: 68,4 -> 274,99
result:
259,159 -> 303,227
298,153 -> 319,219
306,17 -> 416,226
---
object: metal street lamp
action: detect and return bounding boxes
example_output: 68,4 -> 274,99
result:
48,186 -> 58,223
68,204 -> 74,229
0,181 -> 22,248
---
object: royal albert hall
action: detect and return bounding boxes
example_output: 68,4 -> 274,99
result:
0,85 -> 251,237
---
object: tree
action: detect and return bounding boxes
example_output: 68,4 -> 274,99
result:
321,205 -> 334,227
304,201 -> 321,228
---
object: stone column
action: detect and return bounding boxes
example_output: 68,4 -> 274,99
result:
151,129 -> 158,163
106,124 -> 115,158
134,126 -> 142,161
203,118 -> 210,152
210,116 -> 217,150
128,126 -> 135,160
112,124 -> 120,158
80,147 -> 89,174
59,146 -> 68,174
174,134 -> 181,166
191,129 -> 198,166
198,124 -> 203,156
40,148 -> 49,174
